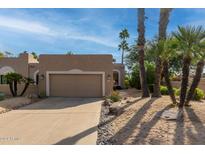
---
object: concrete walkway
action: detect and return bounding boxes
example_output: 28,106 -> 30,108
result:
0,97 -> 102,145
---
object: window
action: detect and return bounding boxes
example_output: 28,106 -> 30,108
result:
0,75 -> 8,84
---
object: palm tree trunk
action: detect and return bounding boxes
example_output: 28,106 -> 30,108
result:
121,49 -> 124,64
152,57 -> 162,97
137,8 -> 150,97
185,59 -> 204,105
139,46 -> 150,97
158,8 -> 172,40
14,80 -> 17,97
163,60 -> 177,104
20,83 -> 30,96
9,82 -> 15,97
160,71 -> 165,85
179,56 -> 191,108
152,8 -> 172,98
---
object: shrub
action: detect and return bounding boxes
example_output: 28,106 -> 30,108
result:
160,86 -> 178,95
173,87 -> 178,94
129,62 -> 155,90
108,91 -> 121,102
129,65 -> 141,89
174,88 -> 204,101
175,88 -> 180,96
160,86 -> 169,95
146,62 -> 155,86
193,88 -> 205,101
124,79 -> 130,89
0,92 -> 5,101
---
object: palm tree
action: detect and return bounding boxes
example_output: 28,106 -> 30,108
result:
152,8 -> 172,97
119,29 -> 129,64
173,26 -> 205,107
137,8 -> 150,97
148,37 -> 177,103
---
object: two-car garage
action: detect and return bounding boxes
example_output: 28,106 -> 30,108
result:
46,70 -> 105,98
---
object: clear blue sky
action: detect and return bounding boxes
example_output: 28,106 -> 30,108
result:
0,8 -> 204,62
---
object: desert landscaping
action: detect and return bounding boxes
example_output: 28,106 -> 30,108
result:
98,89 -> 205,145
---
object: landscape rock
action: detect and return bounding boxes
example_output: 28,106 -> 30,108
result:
109,102 -> 123,115
97,105 -> 114,145
161,108 -> 183,120
103,99 -> 113,106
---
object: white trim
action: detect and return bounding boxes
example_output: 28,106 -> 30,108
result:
113,69 -> 121,86
33,70 -> 39,85
46,69 -> 105,97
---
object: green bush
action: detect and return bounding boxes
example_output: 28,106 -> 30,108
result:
174,88 -> 204,101
108,91 -> 121,102
160,86 -> 169,95
173,87 -> 178,94
0,92 -> 5,101
160,86 -> 178,95
129,65 -> 141,89
193,88 -> 205,101
129,62 -> 155,90
175,88 -> 180,96
146,62 -> 155,86
124,79 -> 130,89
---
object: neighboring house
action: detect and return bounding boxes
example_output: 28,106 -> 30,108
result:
0,53 -> 125,97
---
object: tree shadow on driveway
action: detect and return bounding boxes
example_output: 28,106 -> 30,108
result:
54,126 -> 97,145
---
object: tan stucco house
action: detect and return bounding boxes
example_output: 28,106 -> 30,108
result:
0,53 -> 125,97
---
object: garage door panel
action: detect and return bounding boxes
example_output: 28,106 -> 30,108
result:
49,74 -> 102,97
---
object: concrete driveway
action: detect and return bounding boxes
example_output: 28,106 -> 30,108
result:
0,97 -> 102,145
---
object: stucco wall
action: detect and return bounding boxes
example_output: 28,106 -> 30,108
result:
0,84 -> 37,96
38,54 -> 113,96
0,53 -> 39,79
113,63 -> 125,88
29,63 -> 39,80
171,78 -> 205,93
0,53 -> 29,77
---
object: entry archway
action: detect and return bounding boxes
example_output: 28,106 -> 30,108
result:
113,69 -> 121,87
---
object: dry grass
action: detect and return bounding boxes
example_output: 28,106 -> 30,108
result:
108,89 -> 205,145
